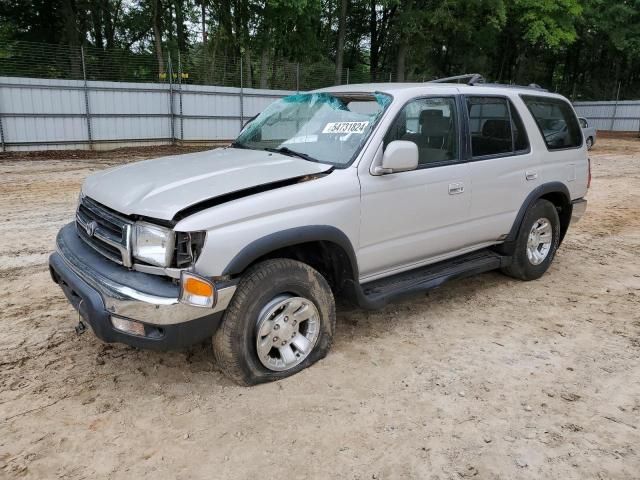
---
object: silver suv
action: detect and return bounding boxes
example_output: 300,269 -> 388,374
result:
50,81 -> 590,385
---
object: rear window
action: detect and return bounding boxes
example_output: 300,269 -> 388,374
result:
521,95 -> 582,150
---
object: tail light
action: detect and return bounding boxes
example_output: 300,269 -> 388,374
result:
587,158 -> 592,189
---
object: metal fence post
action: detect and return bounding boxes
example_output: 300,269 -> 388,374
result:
239,57 -> 244,131
0,117 -> 5,153
346,68 -> 350,85
296,63 -> 300,93
0,94 -> 5,152
168,53 -> 175,144
178,51 -> 184,144
80,46 -> 93,150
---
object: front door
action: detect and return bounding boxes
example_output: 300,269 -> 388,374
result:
357,96 -> 472,281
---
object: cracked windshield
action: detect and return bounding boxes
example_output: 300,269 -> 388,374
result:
233,92 -> 391,166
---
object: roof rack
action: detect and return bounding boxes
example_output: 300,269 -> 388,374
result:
428,73 -> 485,85
427,74 -> 547,91
481,82 -> 548,92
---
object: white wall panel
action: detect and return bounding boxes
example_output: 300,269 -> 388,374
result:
574,100 -> 640,132
0,77 -> 295,150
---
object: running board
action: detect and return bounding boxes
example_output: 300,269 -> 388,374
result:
345,249 -> 510,310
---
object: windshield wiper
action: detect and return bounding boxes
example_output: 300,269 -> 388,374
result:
264,147 -> 320,164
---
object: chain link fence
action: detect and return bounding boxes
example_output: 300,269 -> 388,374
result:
0,41 -> 409,151
2,40 -> 636,152
0,40 -> 405,90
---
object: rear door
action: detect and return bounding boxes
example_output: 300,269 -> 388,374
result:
462,95 -> 537,245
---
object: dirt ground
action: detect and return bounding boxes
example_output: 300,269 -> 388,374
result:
1,138 -> 639,479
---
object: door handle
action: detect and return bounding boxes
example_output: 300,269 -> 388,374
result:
526,170 -> 538,181
448,182 -> 465,195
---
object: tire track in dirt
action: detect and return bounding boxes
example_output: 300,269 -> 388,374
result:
0,141 -> 639,479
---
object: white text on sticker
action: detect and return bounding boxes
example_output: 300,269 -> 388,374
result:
322,121 -> 369,134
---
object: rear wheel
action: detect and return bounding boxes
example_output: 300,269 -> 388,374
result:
502,199 -> 560,281
213,259 -> 335,385
586,137 -> 594,150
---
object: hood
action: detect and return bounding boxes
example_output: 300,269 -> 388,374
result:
82,148 -> 332,220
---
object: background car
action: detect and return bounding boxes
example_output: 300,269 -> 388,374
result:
579,117 -> 597,150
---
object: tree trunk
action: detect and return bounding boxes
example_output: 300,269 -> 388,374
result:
369,0 -> 378,82
201,2 -> 207,45
260,47 -> 270,88
174,0 -> 186,52
335,0 -> 348,85
394,0 -> 412,82
152,0 -> 165,76
201,2 -> 207,82
60,0 -> 82,78
244,49 -> 252,88
104,0 -> 121,50
544,56 -> 556,89
396,42 -> 408,82
256,2 -> 271,89
90,1 -> 104,49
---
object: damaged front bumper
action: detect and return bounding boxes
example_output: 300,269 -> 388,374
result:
49,223 -> 236,350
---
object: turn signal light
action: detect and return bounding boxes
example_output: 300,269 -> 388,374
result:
180,272 -> 216,308
185,277 -> 213,297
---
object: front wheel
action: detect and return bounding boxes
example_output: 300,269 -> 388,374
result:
502,199 -> 560,281
213,259 -> 335,385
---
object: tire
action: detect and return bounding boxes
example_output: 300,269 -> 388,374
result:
501,199 -> 560,281
586,137 -> 593,150
213,259 -> 336,386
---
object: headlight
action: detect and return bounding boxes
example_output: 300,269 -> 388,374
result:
133,221 -> 175,267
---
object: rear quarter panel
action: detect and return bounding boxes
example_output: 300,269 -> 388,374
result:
518,94 -> 589,202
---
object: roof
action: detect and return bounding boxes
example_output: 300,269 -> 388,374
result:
314,82 -> 566,101
315,82 -> 456,95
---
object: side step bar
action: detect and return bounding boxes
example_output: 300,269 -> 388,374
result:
345,249 -> 510,310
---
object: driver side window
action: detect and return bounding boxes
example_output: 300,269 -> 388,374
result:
384,97 -> 459,166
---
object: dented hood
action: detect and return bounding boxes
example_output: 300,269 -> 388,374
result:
82,148 -> 332,220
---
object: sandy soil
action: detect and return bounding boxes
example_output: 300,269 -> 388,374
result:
1,139 -> 639,479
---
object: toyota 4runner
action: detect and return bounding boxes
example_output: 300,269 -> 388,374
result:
50,78 -> 589,385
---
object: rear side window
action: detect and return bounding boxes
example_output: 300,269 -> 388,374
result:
521,95 -> 582,150
467,97 -> 530,157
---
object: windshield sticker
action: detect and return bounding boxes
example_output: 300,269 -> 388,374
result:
322,121 -> 369,134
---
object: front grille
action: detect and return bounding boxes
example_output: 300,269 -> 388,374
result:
76,196 -> 133,266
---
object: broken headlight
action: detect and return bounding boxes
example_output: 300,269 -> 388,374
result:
174,231 -> 206,268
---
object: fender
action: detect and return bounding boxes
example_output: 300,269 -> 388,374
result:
504,181 -> 572,248
222,225 -> 359,279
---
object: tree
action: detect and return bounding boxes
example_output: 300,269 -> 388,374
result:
1,0 -> 640,99
152,0 -> 165,75
335,0 -> 348,84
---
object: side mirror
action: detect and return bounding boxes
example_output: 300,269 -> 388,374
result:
374,140 -> 418,174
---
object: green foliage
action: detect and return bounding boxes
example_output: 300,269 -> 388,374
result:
0,0 -> 639,99
513,0 -> 582,49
